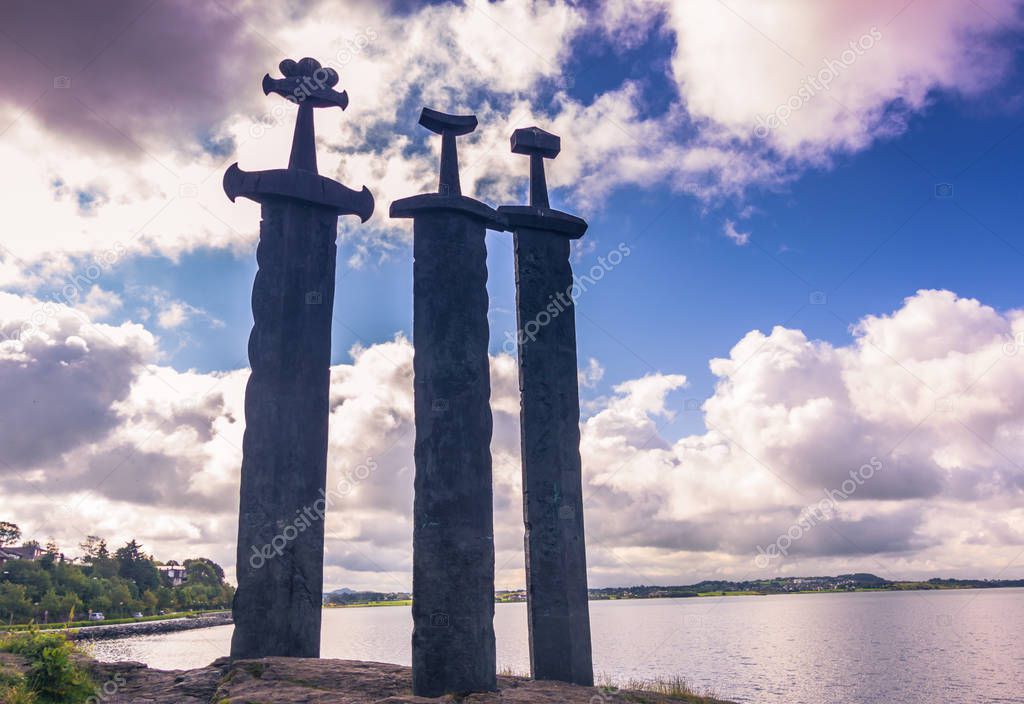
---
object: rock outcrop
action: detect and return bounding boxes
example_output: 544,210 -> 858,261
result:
75,656 -> 728,703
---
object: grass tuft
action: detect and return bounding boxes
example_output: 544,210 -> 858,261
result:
598,672 -> 723,702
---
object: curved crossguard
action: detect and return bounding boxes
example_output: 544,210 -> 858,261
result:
511,126 -> 560,210
420,107 -> 477,197
224,57 -> 373,222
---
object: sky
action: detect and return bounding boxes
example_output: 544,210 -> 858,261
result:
1,0 -> 1023,591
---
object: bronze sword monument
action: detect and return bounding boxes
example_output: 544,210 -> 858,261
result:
499,126 -> 594,685
390,107 -> 502,696
224,57 -> 373,658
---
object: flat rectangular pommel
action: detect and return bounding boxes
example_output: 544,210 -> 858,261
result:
419,107 -> 477,136
511,127 -> 560,158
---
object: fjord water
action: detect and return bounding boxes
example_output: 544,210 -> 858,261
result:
86,588 -> 1024,703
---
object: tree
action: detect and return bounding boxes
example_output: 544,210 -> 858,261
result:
184,558 -> 225,587
2,559 -> 52,600
141,590 -> 158,615
0,583 -> 32,622
114,540 -> 159,594
38,589 -> 62,622
89,594 -> 111,614
40,540 -> 60,568
0,521 -> 20,547
57,592 -> 83,622
155,586 -> 175,612
79,535 -> 109,562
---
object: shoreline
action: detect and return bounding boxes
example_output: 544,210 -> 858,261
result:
327,583 -> 1024,609
5,584 -> 1016,636
1,612 -> 233,641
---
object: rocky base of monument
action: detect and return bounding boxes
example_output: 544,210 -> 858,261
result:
54,655 -> 730,703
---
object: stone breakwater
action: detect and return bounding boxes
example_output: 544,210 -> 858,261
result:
66,612 -> 232,641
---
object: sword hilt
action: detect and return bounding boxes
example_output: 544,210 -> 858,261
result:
262,57 -> 349,173
511,127 -> 560,210
419,108 -> 477,197
224,57 -> 374,221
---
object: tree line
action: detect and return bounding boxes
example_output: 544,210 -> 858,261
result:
0,522 -> 234,624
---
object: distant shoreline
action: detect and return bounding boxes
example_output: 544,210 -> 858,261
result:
324,582 -> 1024,609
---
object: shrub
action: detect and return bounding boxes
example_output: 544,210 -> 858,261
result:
1,631 -> 96,704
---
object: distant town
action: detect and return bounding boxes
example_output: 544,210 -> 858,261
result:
324,573 -> 1024,607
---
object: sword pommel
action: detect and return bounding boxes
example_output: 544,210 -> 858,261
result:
262,57 -> 349,110
511,126 -> 560,159
417,107 -> 478,197
510,126 -> 561,209
419,108 -> 477,137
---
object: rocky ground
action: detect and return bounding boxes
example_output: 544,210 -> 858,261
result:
44,655 -> 730,703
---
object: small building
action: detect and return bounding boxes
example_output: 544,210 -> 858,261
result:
158,564 -> 189,587
2,545 -> 44,561
0,548 -> 20,566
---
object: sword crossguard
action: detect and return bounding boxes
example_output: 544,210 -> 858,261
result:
511,127 -> 560,210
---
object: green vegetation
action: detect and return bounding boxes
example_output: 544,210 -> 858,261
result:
0,523 -> 233,627
599,673 -> 722,703
586,573 -> 1024,601
0,630 -> 97,703
2,609 -> 227,632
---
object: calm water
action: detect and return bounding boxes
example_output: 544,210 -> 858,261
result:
85,588 -> 1024,703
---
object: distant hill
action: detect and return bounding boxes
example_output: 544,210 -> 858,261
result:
322,588 -> 411,605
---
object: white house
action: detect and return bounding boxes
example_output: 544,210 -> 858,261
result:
158,564 -> 189,587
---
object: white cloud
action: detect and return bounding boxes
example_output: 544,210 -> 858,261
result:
660,0 -> 1022,160
722,219 -> 750,246
579,357 -> 605,388
0,1 -> 1019,270
73,286 -> 123,320
2,281 -> 1024,588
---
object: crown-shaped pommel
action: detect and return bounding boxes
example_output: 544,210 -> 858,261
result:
262,57 -> 349,110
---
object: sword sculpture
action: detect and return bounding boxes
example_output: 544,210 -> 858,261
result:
390,108 -> 502,696
225,57 -> 373,659
499,126 -> 593,685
